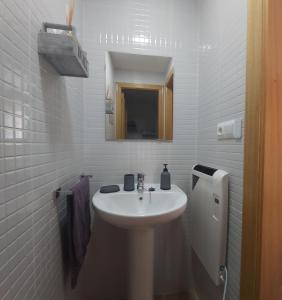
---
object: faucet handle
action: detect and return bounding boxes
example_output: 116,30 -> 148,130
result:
137,173 -> 145,180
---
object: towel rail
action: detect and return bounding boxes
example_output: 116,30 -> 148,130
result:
55,175 -> 92,199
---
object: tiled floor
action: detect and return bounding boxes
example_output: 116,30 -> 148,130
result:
155,294 -> 190,300
121,294 -> 190,300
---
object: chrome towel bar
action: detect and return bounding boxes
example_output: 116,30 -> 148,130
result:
55,175 -> 92,199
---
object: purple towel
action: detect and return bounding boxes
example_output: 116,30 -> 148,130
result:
68,176 -> 91,288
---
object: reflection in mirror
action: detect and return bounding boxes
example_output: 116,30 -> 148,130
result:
124,89 -> 158,139
105,51 -> 173,141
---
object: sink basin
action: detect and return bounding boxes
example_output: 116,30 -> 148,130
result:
92,184 -> 187,300
92,184 -> 187,228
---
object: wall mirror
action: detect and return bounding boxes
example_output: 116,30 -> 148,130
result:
105,51 -> 174,141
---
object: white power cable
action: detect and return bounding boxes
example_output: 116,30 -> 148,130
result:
219,266 -> 228,300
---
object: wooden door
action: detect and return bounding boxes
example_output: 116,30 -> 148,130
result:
259,0 -> 282,298
240,0 -> 282,299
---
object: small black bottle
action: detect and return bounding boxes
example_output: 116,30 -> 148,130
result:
160,164 -> 171,190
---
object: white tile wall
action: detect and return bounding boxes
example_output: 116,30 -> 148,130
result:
196,0 -> 247,299
0,0 -> 84,299
81,0 -> 198,297
82,0 -> 198,203
0,0 -> 247,299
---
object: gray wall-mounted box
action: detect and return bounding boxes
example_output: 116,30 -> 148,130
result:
38,23 -> 89,78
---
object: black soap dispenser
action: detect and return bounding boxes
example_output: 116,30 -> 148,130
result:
160,164 -> 171,190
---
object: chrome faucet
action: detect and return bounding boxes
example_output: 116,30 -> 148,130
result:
137,173 -> 145,192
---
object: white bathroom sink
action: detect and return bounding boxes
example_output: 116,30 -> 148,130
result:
92,184 -> 187,228
92,184 -> 187,300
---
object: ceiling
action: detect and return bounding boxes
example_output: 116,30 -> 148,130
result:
110,51 -> 172,73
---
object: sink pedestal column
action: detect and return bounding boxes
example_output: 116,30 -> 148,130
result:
128,227 -> 154,300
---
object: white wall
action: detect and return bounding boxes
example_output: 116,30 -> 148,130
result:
0,0 -> 84,299
0,0 -> 247,299
81,0 -> 198,298
105,52 -> 114,100
195,0 -> 247,299
105,52 -> 115,140
81,0 -> 247,299
83,0 -> 198,207
114,69 -> 166,85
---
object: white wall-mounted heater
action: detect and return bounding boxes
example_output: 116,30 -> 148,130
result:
191,164 -> 229,286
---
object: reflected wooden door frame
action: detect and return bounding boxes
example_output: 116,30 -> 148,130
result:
115,82 -> 164,140
165,70 -> 174,141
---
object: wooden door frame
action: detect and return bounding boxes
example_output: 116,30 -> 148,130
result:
165,68 -> 174,89
115,82 -> 164,139
164,70 -> 174,140
240,0 -> 266,298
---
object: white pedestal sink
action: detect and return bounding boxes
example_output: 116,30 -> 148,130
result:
92,184 -> 187,300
